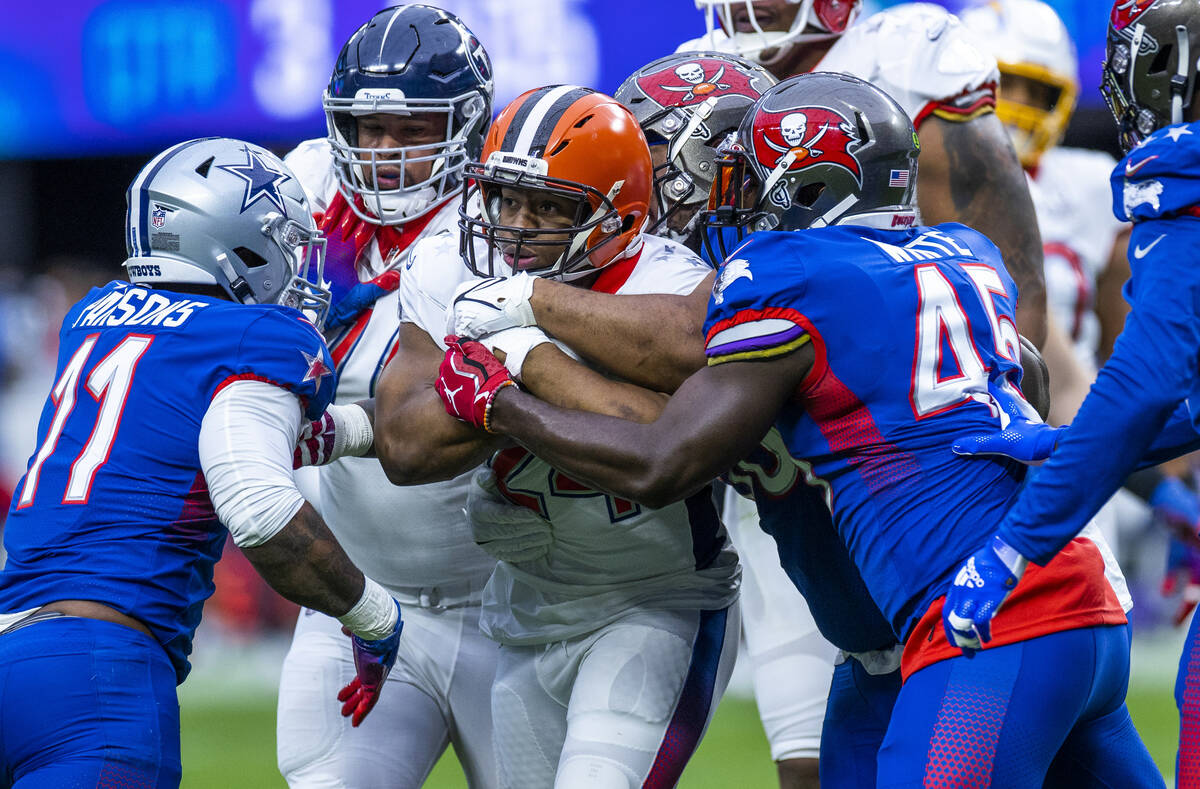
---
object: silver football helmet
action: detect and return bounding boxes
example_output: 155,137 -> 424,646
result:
122,137 -> 330,328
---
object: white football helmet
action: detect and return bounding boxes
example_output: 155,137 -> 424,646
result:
123,137 -> 330,328
692,0 -> 862,65
959,0 -> 1078,167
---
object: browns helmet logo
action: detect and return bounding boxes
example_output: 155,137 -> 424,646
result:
1111,0 -> 1157,31
752,106 -> 862,184
636,58 -> 760,108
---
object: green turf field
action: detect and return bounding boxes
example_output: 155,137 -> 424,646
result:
179,682 -> 1177,787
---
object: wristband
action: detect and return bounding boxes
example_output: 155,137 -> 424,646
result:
329,403 -> 374,459
482,380 -> 516,434
337,577 -> 399,640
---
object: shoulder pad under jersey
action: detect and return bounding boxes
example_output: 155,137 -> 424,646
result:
231,306 -> 335,420
283,138 -> 338,215
1112,122 -> 1200,222
398,230 -> 472,347
820,3 -> 998,126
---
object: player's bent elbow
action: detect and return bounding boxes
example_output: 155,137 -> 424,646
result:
375,433 -> 438,485
376,431 -> 476,485
624,453 -> 697,510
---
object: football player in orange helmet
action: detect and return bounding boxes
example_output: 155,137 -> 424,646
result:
458,86 -> 653,283
371,86 -> 739,788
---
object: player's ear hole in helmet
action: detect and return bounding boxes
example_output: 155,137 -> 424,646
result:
699,72 -> 920,261
324,4 -> 494,225
122,137 -> 332,329
458,86 -> 653,282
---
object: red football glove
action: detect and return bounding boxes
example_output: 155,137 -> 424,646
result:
435,335 -> 516,432
335,605 -> 403,728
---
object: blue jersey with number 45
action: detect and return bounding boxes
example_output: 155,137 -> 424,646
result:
0,280 -> 334,681
704,224 -> 1027,639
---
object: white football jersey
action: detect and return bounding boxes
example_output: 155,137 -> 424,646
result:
400,233 -> 741,645
679,3 -> 998,126
285,138 -> 495,593
1028,147 -> 1127,368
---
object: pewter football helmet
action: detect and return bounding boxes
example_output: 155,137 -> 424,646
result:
616,51 -> 777,247
123,137 -> 330,328
702,72 -> 919,259
1103,0 -> 1200,151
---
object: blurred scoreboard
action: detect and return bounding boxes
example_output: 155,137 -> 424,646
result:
1,0 -> 1110,159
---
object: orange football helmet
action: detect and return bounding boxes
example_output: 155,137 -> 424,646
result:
459,86 -> 652,281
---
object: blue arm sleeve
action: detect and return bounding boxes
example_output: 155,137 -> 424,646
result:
997,217 -> 1200,564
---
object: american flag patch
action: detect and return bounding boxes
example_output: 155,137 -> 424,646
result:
889,169 -> 910,188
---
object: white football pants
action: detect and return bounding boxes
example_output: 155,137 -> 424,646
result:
276,598 -> 498,788
491,604 -> 739,789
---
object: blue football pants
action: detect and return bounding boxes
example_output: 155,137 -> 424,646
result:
0,617 -> 180,788
1176,606 -> 1200,787
820,655 -> 903,789
877,624 -> 1161,789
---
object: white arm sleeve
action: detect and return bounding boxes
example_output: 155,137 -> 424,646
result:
199,379 -> 306,548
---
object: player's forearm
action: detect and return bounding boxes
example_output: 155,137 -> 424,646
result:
918,114 -> 1047,347
488,387 -> 709,508
242,502 -> 364,617
374,391 -> 504,484
519,343 -> 668,423
529,277 -> 711,393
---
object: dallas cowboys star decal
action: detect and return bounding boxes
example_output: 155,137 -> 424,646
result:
218,146 -> 292,214
302,350 -> 332,384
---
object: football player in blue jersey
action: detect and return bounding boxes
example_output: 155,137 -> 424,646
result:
434,73 -> 1162,787
0,137 -> 402,788
942,0 -> 1200,782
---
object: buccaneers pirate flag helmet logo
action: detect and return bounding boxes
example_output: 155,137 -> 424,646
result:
635,57 -> 764,108
751,105 -> 863,184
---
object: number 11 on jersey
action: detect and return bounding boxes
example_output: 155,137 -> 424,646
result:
18,334 -> 154,508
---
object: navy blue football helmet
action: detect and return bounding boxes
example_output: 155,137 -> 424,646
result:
324,4 -> 494,225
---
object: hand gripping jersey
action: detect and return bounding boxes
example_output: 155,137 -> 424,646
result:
0,281 -> 333,681
285,138 -> 494,592
1030,147 -> 1128,367
401,232 -> 740,645
704,225 -> 1127,674
999,121 -> 1200,563
679,3 -> 998,130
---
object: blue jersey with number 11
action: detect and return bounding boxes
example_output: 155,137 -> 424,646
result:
704,224 -> 1028,640
0,280 -> 334,682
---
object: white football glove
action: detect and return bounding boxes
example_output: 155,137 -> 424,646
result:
448,274 -> 536,339
483,326 -> 580,381
467,467 -> 553,564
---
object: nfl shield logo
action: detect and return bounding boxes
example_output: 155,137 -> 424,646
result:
151,207 -> 166,228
